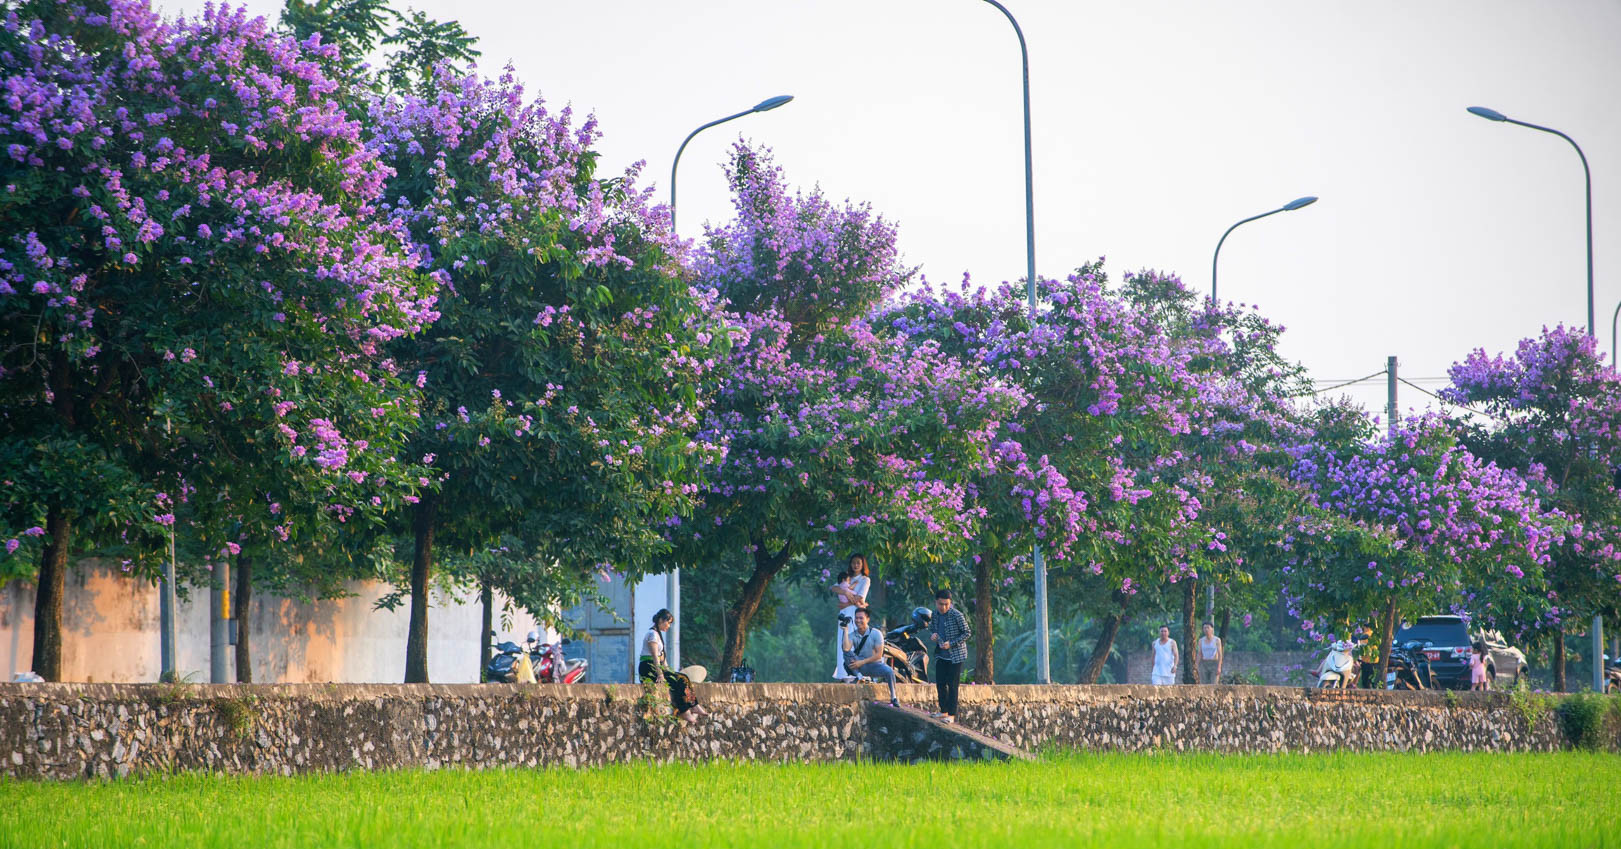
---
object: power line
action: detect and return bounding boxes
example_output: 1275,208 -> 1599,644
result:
1395,377 -> 1502,422
1299,369 -> 1387,396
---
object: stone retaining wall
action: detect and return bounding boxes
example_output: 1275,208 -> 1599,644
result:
0,682 -> 1606,780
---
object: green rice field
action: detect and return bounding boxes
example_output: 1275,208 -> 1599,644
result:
2,751 -> 1615,848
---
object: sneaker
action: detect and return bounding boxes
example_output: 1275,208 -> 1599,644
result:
941,716 -> 955,724
928,711 -> 943,718
890,699 -> 900,708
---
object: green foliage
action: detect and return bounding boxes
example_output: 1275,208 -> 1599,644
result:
1509,678 -> 1554,729
213,696 -> 259,740
1555,692 -> 1617,750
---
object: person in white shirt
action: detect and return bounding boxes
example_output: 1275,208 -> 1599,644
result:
1151,625 -> 1179,685
842,608 -> 898,707
831,554 -> 871,681
1198,622 -> 1223,685
638,609 -> 705,720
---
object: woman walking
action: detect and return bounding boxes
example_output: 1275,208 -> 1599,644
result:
640,609 -> 706,721
831,554 -> 871,681
1197,622 -> 1223,685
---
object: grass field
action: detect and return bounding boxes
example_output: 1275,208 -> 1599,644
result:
2,751 -> 1615,848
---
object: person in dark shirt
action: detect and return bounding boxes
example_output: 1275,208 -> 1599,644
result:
928,588 -> 972,724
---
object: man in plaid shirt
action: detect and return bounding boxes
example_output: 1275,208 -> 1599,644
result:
928,588 -> 972,724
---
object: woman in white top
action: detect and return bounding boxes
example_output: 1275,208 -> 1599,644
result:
831,554 -> 871,681
638,609 -> 705,720
1198,622 -> 1223,685
1151,625 -> 1179,685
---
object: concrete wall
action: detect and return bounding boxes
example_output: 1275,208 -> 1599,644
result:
0,563 -> 544,684
3,682 -> 1607,780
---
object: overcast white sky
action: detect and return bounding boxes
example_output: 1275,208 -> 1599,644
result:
172,0 -> 1621,417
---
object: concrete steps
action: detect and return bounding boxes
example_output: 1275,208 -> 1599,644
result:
865,701 -> 1034,763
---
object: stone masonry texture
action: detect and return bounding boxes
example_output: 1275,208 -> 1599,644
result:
0,682 -> 1604,781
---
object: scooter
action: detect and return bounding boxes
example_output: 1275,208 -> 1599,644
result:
484,631 -> 588,684
1317,640 -> 1359,688
1385,640 -> 1434,690
1604,654 -> 1619,695
527,632 -> 588,684
881,607 -> 933,683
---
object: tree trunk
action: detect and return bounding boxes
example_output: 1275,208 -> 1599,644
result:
1549,625 -> 1562,693
720,542 -> 792,673
972,555 -> 994,683
1080,602 -> 1125,685
479,581 -> 494,680
1218,607 -> 1232,645
234,553 -> 253,682
31,506 -> 70,681
1376,597 -> 1398,685
405,497 -> 437,683
1181,578 -> 1199,684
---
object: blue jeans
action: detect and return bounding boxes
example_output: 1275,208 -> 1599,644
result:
844,653 -> 897,701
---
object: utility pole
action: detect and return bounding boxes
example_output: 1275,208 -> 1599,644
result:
1386,356 -> 1399,436
159,418 -> 178,683
210,558 -> 230,683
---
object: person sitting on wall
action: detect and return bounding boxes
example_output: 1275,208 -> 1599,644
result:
639,609 -> 706,721
843,607 -> 900,708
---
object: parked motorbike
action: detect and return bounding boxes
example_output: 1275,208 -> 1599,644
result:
1605,654 -> 1620,695
527,631 -> 588,684
1385,639 -> 1435,690
484,631 -> 588,684
880,607 -> 933,684
1317,640 -> 1359,688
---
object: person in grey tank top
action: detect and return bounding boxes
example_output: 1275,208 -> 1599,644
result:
1198,622 -> 1223,685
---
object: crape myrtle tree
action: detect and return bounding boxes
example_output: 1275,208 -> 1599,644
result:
882,263 -> 1224,682
367,70 -> 728,682
1283,412 -> 1556,682
0,0 -> 437,680
1116,270 -> 1316,683
672,145 -> 1027,675
1444,325 -> 1621,690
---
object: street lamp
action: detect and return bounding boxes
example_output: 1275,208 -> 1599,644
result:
1467,106 -> 1594,336
1210,196 -> 1317,302
665,95 -> 792,668
1469,105 -> 1600,691
669,95 -> 794,233
980,0 -> 1049,684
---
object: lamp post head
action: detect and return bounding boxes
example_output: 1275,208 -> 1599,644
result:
1282,196 -> 1318,212
752,95 -> 794,113
1467,106 -> 1508,122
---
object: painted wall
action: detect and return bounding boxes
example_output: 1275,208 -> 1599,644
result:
0,562 -> 543,684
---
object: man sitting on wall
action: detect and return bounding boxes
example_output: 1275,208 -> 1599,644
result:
843,607 -> 899,708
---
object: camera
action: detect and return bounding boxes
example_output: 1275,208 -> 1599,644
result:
837,613 -> 852,628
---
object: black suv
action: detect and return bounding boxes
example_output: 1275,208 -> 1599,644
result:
1391,615 -> 1529,690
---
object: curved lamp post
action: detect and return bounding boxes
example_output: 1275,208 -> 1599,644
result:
1469,106 -> 1601,691
669,95 -> 793,233
979,0 -> 1048,684
1467,107 -> 1593,336
1210,196 -> 1318,302
664,95 -> 791,668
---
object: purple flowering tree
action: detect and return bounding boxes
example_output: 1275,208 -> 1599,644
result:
881,263 -> 1228,682
0,1 -> 438,680
367,70 -> 728,682
1284,412 -> 1555,681
672,145 -> 1026,675
1444,325 -> 1621,689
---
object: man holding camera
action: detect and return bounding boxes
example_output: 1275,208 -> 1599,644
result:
843,607 -> 899,708
929,588 -> 971,724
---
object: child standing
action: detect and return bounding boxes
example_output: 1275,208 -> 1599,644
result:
1470,641 -> 1489,691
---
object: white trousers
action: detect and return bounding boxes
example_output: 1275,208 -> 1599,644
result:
1151,672 -> 1176,685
